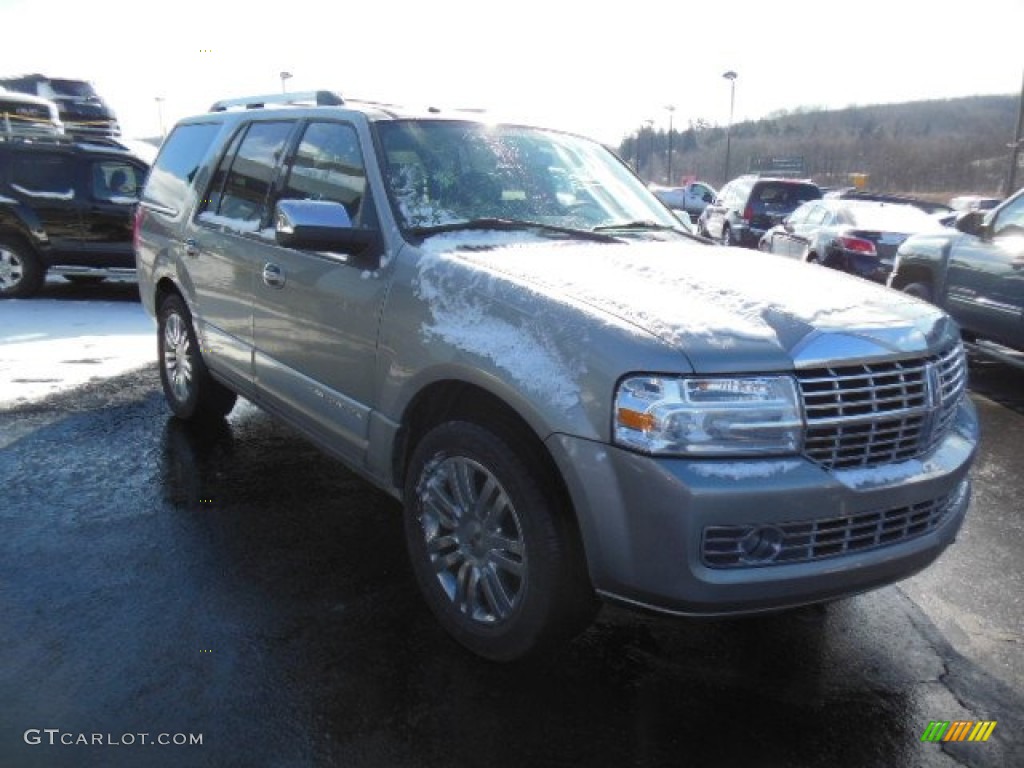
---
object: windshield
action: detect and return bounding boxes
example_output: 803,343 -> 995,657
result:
46,79 -> 99,99
375,120 -> 680,235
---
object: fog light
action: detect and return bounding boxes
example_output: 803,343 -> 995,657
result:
739,526 -> 784,563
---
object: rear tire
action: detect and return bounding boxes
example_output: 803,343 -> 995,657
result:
157,293 -> 237,420
0,236 -> 45,298
721,225 -> 732,247
404,421 -> 595,661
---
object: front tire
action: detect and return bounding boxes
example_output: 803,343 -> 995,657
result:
0,236 -> 45,298
157,294 -> 237,420
404,421 -> 594,661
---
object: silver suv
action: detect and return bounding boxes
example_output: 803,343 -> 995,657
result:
135,91 -> 978,660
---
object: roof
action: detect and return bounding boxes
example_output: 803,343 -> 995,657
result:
825,189 -> 952,214
200,90 -> 512,127
0,132 -> 146,160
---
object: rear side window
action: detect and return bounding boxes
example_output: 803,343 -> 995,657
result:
143,122 -> 221,213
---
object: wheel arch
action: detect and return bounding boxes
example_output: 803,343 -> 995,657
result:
891,263 -> 936,287
392,378 -> 589,571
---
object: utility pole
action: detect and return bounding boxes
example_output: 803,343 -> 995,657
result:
665,105 -> 676,186
722,71 -> 738,185
644,119 -> 654,182
1007,68 -> 1024,196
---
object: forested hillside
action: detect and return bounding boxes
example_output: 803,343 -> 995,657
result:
618,95 -> 1017,197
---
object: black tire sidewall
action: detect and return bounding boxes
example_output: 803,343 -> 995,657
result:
158,295 -> 203,419
0,237 -> 45,298
157,294 -> 235,420
403,421 -> 569,661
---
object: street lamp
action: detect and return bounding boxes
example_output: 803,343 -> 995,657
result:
665,105 -> 676,186
722,70 -> 738,184
280,71 -> 293,93
154,96 -> 165,139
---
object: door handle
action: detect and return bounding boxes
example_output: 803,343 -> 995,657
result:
262,263 -> 286,288
184,238 -> 200,258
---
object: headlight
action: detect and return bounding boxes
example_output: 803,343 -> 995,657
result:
614,375 -> 803,456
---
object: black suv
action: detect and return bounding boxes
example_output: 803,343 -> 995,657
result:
0,134 -> 149,298
699,175 -> 821,248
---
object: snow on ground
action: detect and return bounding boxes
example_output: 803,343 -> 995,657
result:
0,289 -> 155,408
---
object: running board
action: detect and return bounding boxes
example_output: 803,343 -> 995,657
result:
964,340 -> 1024,372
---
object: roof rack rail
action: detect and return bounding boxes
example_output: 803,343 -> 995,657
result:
209,90 -> 344,112
0,129 -> 133,152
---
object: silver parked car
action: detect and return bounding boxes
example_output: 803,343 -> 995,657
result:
135,91 -> 978,661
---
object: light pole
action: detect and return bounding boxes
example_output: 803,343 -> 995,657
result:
155,96 -> 165,139
722,70 -> 738,184
280,71 -> 293,93
665,105 -> 676,186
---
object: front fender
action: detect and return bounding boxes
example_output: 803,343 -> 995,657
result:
0,205 -> 49,253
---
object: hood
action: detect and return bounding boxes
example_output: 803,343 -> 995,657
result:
419,234 -> 955,373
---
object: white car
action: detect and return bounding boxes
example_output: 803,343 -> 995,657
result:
651,181 -> 717,217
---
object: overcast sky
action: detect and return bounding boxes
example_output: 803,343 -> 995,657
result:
2,0 -> 1021,144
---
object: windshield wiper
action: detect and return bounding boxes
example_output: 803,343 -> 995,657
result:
591,220 -> 684,233
410,218 -> 620,243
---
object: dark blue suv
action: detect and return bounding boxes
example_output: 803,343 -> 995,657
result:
699,175 -> 821,248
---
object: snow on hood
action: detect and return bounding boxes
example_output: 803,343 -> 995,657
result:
416,232 -> 589,410
417,234 -> 945,368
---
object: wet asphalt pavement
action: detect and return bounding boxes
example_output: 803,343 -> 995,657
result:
1,354 -> 1023,766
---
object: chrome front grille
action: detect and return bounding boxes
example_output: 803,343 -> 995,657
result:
929,343 -> 969,449
797,343 -> 966,470
703,490 -> 958,568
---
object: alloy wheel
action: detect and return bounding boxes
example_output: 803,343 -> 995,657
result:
416,456 -> 527,624
162,312 -> 194,404
0,246 -> 25,291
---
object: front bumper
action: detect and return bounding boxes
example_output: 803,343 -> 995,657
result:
546,397 -> 978,616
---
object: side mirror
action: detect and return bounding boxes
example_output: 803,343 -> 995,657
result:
955,210 -> 987,238
274,199 -> 380,266
782,218 -> 794,232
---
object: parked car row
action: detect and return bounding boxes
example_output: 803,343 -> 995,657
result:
0,74 -> 120,138
758,198 -> 946,283
695,167 -> 1021,365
